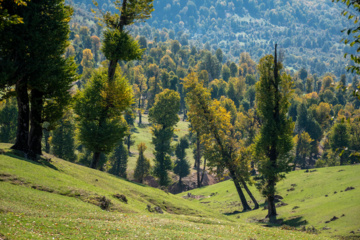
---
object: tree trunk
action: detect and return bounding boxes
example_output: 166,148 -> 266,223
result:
108,59 -> 117,83
91,152 -> 101,169
11,80 -> 30,154
196,134 -> 201,188
200,157 -> 207,185
138,97 -> 142,124
229,169 -> 251,212
240,178 -> 259,210
127,134 -> 131,153
43,129 -> 50,153
183,108 -> 187,121
28,89 -> 44,160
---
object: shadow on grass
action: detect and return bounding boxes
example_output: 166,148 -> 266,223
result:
223,210 -> 242,216
282,216 -> 308,227
5,150 -> 59,171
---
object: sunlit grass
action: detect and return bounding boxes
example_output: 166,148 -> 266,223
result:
185,165 -> 360,238
0,148 -> 329,239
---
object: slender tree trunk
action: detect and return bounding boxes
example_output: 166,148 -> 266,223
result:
183,108 -> 187,121
240,178 -> 259,210
229,169 -> 251,212
91,152 -> 101,169
127,134 -> 131,153
28,89 -> 44,160
200,157 -> 207,185
267,179 -> 277,222
108,59 -> 117,83
138,97 -> 142,124
196,134 -> 201,188
11,80 -> 30,154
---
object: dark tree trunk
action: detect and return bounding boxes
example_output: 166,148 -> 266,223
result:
11,80 -> 30,154
229,169 -> 251,212
200,157 -> 207,185
91,152 -> 101,169
127,134 -> 131,153
28,89 -> 44,160
267,186 -> 277,222
240,178 -> 259,210
108,59 -> 117,83
183,108 -> 187,121
138,97 -> 142,124
196,134 -> 201,188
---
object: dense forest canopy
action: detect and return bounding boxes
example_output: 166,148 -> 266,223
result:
70,0 -> 355,79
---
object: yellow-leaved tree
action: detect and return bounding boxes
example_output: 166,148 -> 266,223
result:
183,72 -> 259,211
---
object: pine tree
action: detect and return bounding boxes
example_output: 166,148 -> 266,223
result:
110,140 -> 128,178
254,46 -> 294,223
51,111 -> 76,162
134,143 -> 151,183
0,0 -> 77,158
174,137 -> 190,186
149,89 -> 180,186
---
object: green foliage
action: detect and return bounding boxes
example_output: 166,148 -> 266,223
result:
174,158 -> 191,182
134,142 -> 151,183
51,112 -> 76,162
102,29 -> 144,61
254,52 -> 294,221
109,140 -> 128,178
0,98 -> 17,143
174,137 -> 191,183
329,122 -> 351,165
149,89 -> 180,128
149,89 -> 180,186
74,67 -> 132,155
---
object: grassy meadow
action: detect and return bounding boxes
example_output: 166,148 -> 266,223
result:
0,144 -> 338,240
184,164 -> 360,239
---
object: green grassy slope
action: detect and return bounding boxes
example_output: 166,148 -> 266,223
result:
0,145 -> 327,239
183,165 -> 360,239
126,114 -> 194,179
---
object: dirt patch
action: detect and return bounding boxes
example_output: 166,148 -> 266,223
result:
168,171 -> 218,194
182,193 -> 207,200
31,185 -> 54,193
147,204 -> 164,214
113,194 -> 128,204
143,175 -> 159,188
99,196 -> 111,210
0,173 -> 28,186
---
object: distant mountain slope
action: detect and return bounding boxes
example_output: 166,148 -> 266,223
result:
71,0 -> 354,78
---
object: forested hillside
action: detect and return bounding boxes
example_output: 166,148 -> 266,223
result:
70,0 -> 353,78
1,0 -> 360,238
